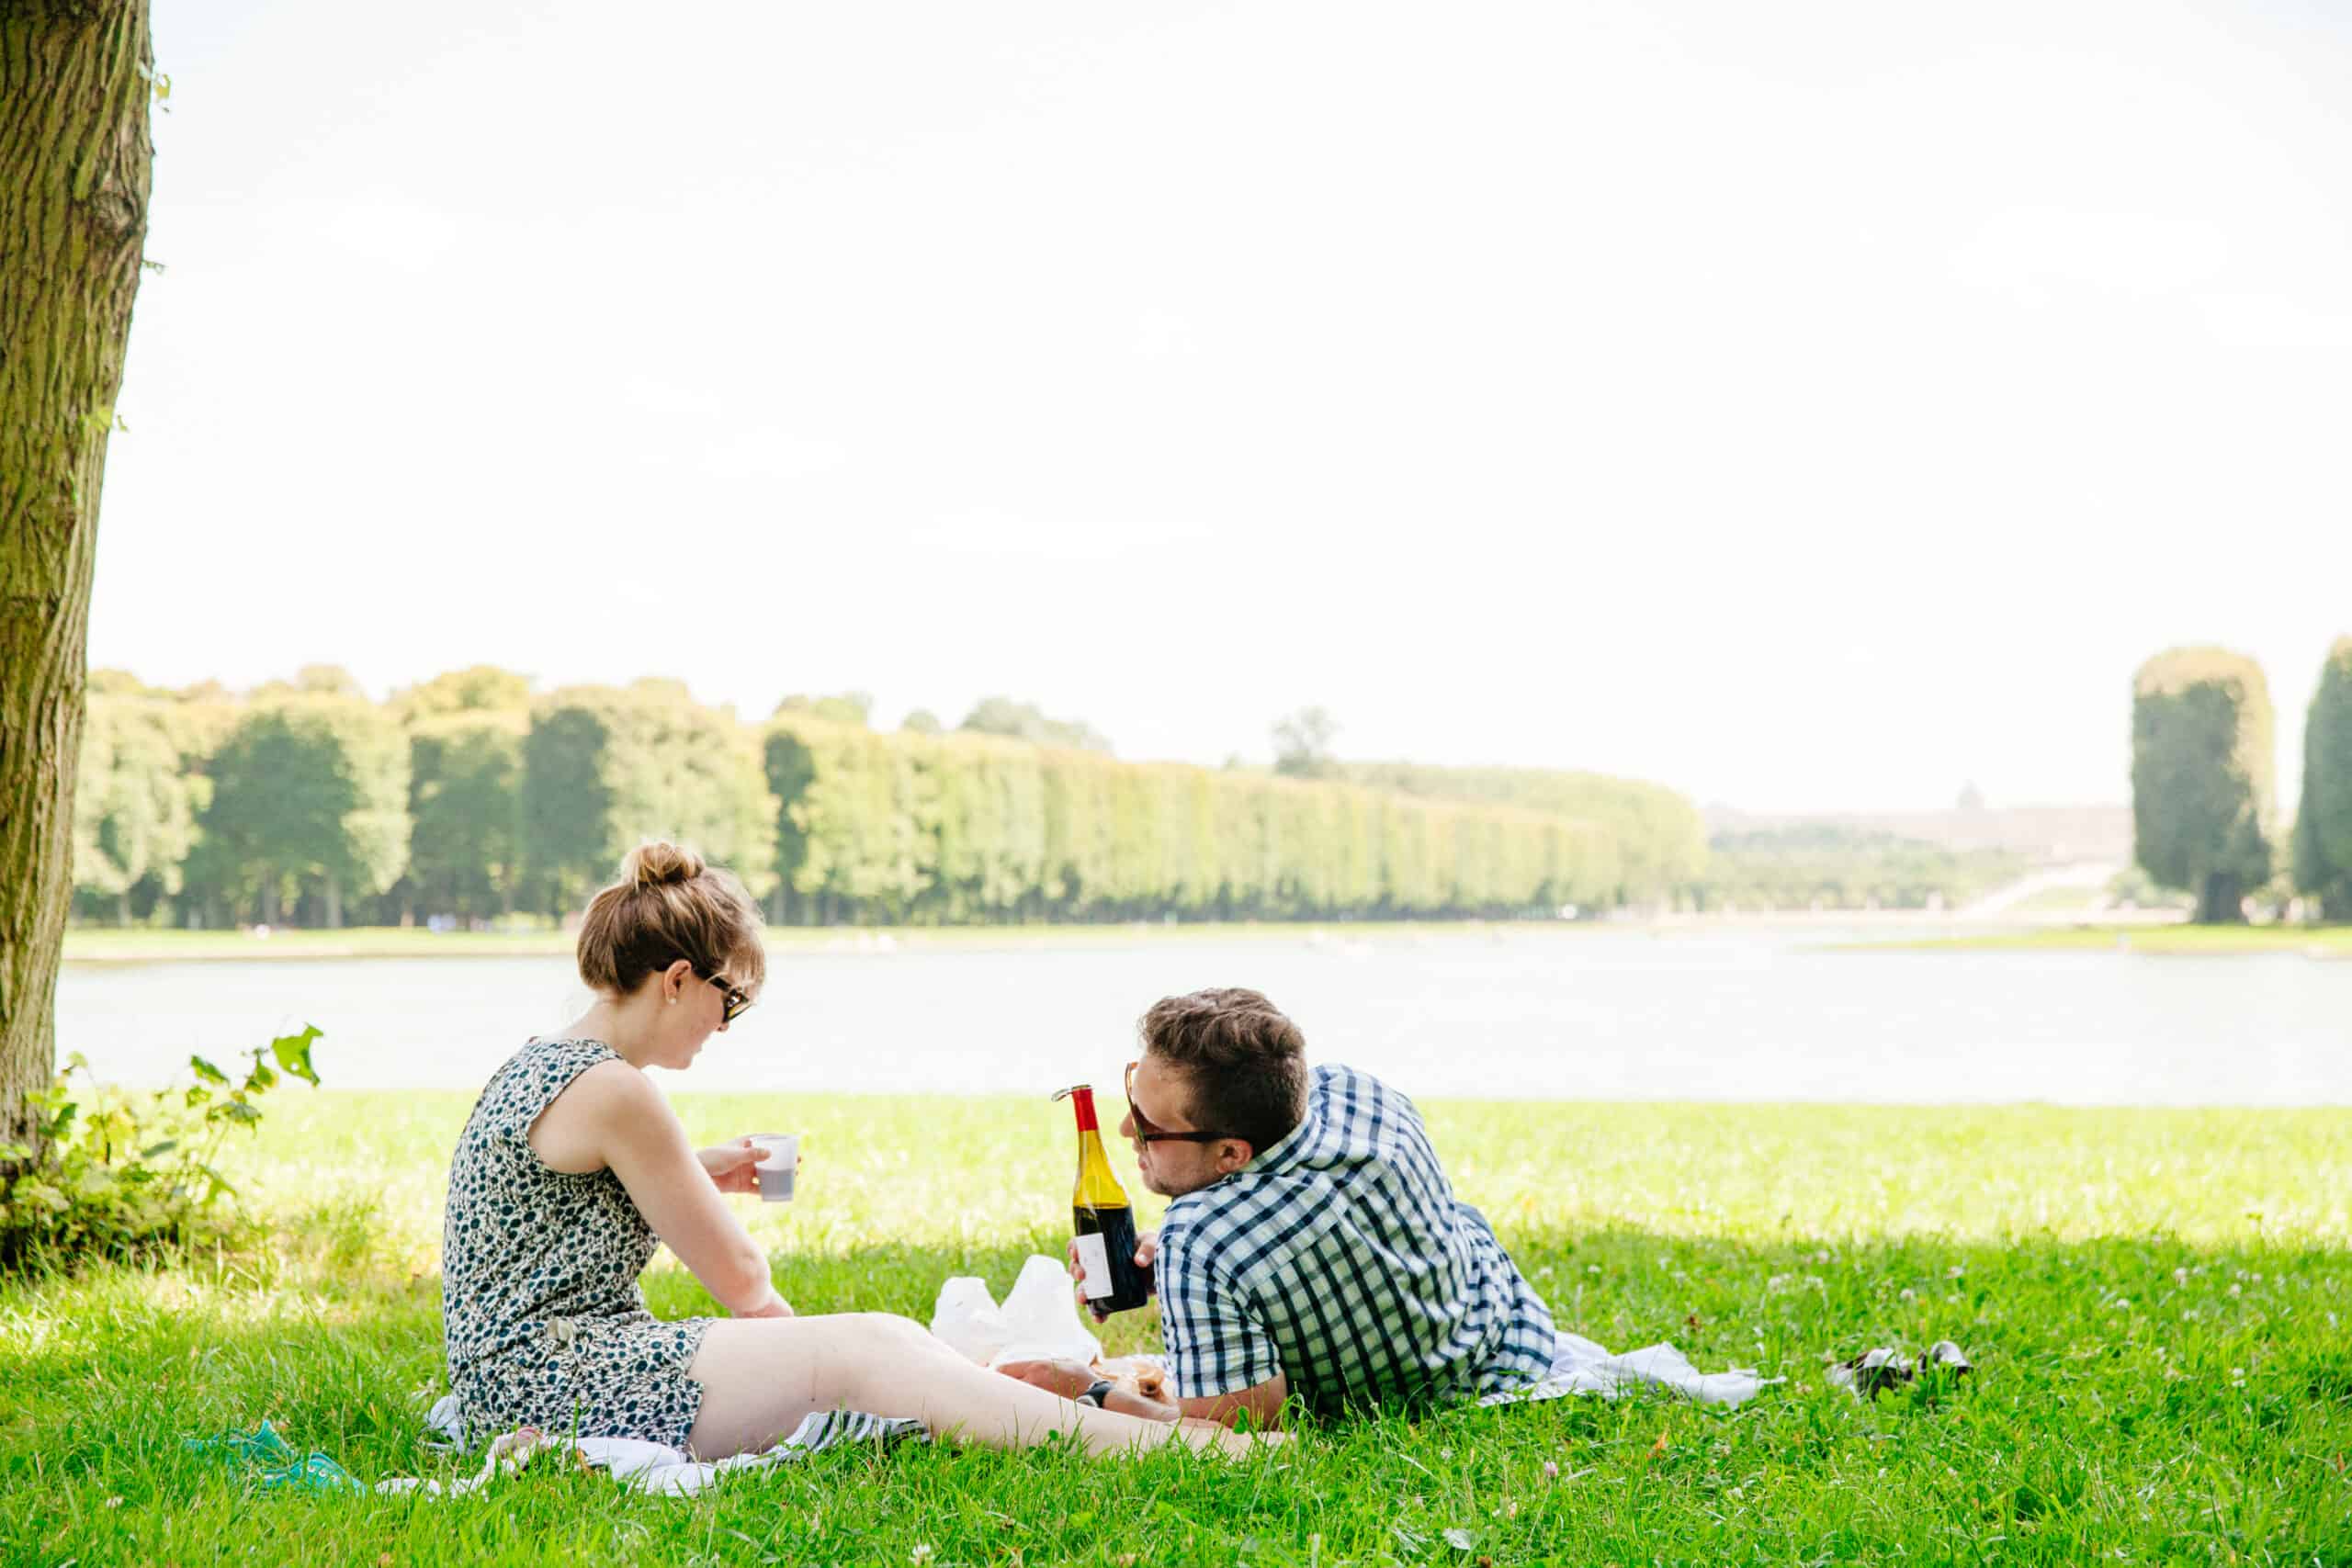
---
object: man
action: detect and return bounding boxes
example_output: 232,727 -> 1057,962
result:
1000,987 -> 1557,1428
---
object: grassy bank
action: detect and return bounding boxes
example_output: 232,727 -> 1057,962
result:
3,1092 -> 2346,1564
1856,923 -> 2352,956
60,919 -> 1600,965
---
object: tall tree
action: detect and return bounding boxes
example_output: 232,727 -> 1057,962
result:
2292,637 -> 2352,919
0,0 -> 155,1156
525,684 -> 777,913
189,697 -> 411,927
2131,647 -> 2275,924
1272,706 -> 1341,780
72,694 -> 206,924
959,696 -> 1113,753
404,711 -> 527,920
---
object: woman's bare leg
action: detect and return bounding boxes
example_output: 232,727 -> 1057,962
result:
684,1312 -> 1256,1459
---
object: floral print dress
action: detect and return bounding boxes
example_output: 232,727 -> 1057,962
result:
441,1037 -> 714,1447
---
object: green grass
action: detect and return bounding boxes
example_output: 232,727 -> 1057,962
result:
61,919 -> 1595,965
5,1092 -> 2348,1565
1857,924 -> 2352,956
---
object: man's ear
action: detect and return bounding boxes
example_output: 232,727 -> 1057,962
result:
1216,1138 -> 1254,1175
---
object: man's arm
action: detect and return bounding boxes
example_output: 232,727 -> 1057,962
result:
996,1359 -> 1287,1430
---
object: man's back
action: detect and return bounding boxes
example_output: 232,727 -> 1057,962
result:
1156,1063 -> 1555,1416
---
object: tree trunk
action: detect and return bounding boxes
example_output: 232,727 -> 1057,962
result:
324,872 -> 343,930
2196,872 -> 2245,925
0,1 -> 153,1165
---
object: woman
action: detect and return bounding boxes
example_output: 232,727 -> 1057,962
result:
441,840 -> 1259,1459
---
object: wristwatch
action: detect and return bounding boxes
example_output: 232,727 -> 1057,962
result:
1074,1379 -> 1116,1408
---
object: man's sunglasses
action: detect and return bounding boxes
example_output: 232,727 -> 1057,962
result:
697,968 -> 754,1024
1125,1059 -> 1238,1145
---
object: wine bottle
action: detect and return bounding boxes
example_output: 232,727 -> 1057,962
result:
1054,1084 -> 1151,1314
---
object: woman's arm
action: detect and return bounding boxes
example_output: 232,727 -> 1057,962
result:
547,1060 -> 786,1316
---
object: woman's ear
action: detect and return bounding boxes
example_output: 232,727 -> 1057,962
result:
663,957 -> 695,1003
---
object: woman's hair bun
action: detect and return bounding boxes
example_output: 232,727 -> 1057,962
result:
623,840 -> 706,889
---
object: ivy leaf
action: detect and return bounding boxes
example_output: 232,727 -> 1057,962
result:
246,1060 -> 277,1092
139,1140 -> 178,1159
269,1025 -> 322,1087
190,1055 -> 230,1086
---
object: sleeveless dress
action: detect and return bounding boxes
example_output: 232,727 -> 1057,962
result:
441,1037 -> 716,1447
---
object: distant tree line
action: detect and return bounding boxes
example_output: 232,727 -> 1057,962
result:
1690,826 -> 2027,912
2132,639 -> 2352,924
69,669 -> 1708,929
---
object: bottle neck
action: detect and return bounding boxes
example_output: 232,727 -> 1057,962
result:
1067,1085 -> 1101,1134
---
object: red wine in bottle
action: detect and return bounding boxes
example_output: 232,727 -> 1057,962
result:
1057,1084 -> 1151,1314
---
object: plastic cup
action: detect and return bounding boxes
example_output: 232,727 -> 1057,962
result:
749,1133 -> 797,1202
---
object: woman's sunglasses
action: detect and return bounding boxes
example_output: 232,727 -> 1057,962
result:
697,968 -> 753,1024
1124,1059 -> 1238,1145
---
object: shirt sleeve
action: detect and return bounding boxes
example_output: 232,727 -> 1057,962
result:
1158,1222 -> 1283,1397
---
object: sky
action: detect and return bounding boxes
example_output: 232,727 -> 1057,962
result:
89,0 -> 2352,813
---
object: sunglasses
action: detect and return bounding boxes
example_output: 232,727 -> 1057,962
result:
697,968 -> 753,1024
1125,1059 -> 1239,1145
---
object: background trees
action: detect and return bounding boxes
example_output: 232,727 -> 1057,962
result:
2292,638 -> 2352,919
65,667 -> 1707,929
186,696 -> 411,927
2131,647 -> 2275,924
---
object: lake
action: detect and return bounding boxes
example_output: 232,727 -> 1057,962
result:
53,924 -> 2352,1106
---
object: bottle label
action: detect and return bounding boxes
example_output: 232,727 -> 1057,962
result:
1073,1233 -> 1113,1300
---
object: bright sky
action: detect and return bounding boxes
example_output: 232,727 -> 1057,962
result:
92,0 -> 2352,813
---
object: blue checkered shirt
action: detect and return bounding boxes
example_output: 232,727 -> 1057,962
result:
1156,1064 -> 1556,1416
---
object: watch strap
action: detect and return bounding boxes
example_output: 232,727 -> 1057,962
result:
1075,1379 -> 1116,1408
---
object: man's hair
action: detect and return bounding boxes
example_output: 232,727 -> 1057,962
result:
1138,987 -> 1308,1155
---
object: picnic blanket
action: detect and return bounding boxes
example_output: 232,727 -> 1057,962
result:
933,1255 -> 1775,1408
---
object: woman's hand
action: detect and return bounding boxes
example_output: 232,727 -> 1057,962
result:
738,1288 -> 795,1319
697,1138 -> 763,1195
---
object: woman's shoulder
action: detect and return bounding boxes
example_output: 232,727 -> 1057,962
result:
467,1037 -> 622,1134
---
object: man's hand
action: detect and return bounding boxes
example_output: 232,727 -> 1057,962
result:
994,1355 -> 1096,1401
1066,1229 -> 1159,1323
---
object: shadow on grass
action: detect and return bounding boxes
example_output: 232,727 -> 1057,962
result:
3,1224 -> 2346,1565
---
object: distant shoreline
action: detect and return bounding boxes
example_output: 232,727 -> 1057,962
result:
60,919 -> 1609,965
65,908 -> 2331,967
1841,923 -> 2352,956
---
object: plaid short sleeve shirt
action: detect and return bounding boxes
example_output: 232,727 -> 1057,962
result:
1156,1064 -> 1556,1416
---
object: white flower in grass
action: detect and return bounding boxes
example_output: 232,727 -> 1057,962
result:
910,1545 -> 934,1564
1899,1289 -> 1917,1303
2229,1283 -> 2242,1297
2111,1297 -> 2132,1312
2172,1268 -> 2189,1285
105,1496 -> 123,1509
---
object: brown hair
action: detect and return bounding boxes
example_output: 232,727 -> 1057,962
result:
576,840 -> 767,998
1138,987 -> 1308,1155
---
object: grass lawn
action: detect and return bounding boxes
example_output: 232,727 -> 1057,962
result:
1853,924 -> 2352,957
4,1089 -> 2347,1565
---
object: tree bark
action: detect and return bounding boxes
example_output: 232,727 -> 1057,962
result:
0,1 -> 153,1162
2195,872 -> 2245,926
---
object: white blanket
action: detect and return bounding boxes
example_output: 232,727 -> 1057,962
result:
933,1255 -> 1773,1409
